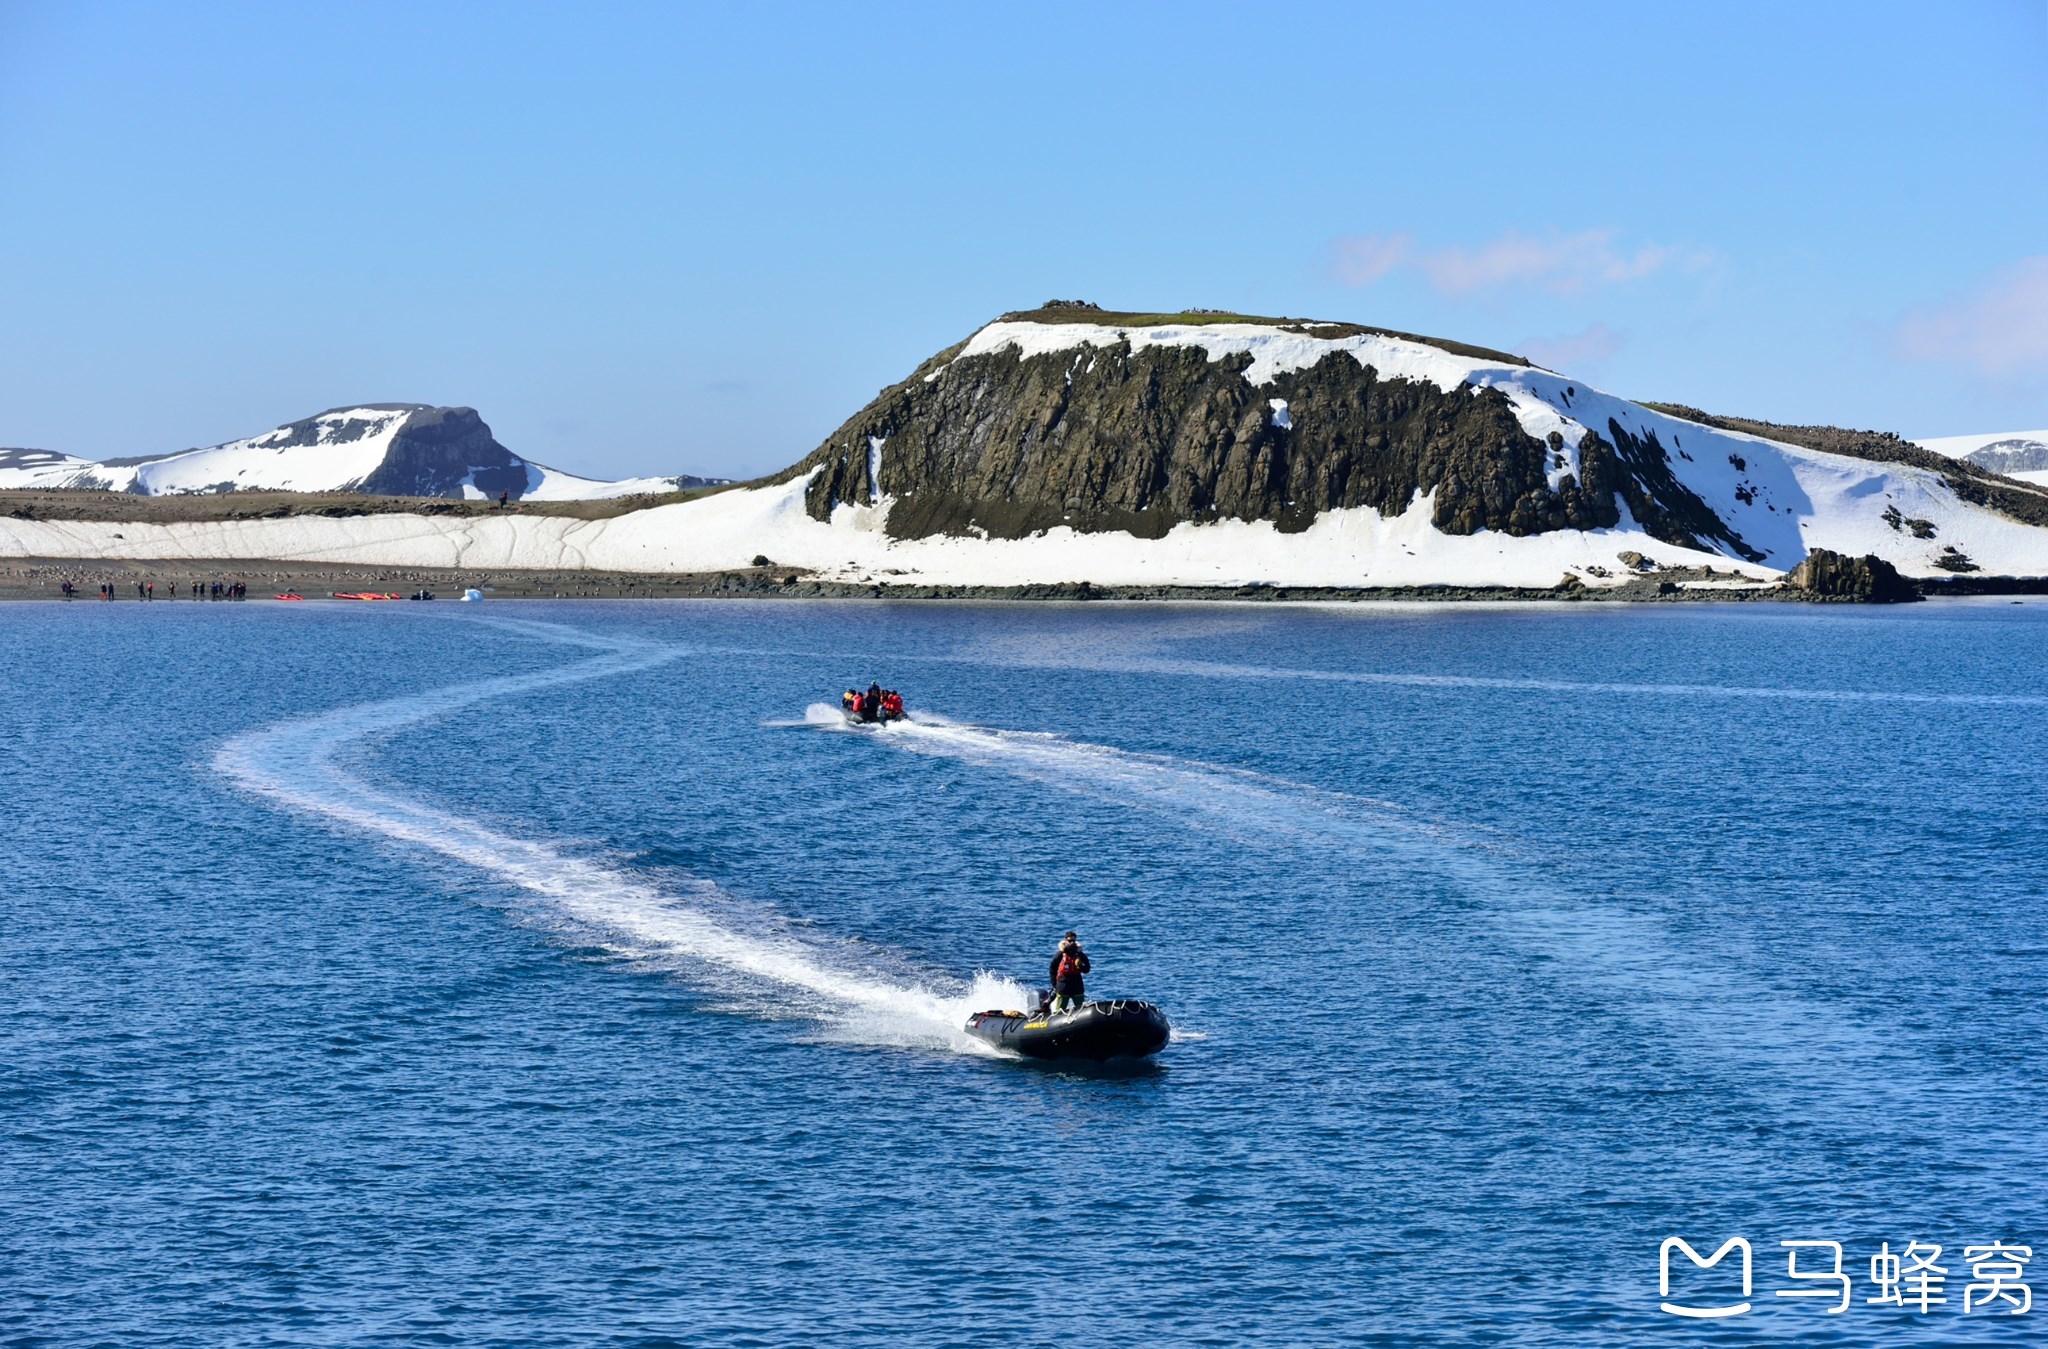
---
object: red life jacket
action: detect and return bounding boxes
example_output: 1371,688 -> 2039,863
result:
1055,952 -> 1079,983
850,694 -> 865,712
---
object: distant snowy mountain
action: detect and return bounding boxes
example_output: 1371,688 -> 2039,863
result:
0,448 -> 109,490
1914,430 -> 2048,486
0,405 -> 726,500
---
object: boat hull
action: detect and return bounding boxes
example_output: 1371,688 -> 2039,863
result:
965,1000 -> 1170,1062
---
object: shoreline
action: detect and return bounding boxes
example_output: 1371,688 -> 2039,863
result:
5,557 -> 2044,604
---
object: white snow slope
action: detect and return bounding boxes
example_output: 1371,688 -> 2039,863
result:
9,323 -> 2048,585
124,407 -> 417,494
1914,429 -> 2048,487
468,462 -> 692,502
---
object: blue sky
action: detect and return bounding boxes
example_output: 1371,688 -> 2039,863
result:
2,0 -> 2043,479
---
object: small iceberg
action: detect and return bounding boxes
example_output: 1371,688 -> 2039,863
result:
461,588 -> 484,602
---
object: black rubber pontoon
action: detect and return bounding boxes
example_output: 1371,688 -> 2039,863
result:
964,1000 -> 1171,1062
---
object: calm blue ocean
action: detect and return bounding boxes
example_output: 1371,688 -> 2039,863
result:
5,598 -> 2045,1346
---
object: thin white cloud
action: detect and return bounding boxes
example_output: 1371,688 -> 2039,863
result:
1522,323 -> 1623,373
1896,255 -> 2048,379
1333,229 -> 1710,296
1332,232 -> 1413,286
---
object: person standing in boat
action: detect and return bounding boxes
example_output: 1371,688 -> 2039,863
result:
1049,931 -> 1090,1013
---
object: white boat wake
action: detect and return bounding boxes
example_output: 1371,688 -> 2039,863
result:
930,638 -> 2048,710
805,704 -> 1958,1116
215,618 -> 1027,1054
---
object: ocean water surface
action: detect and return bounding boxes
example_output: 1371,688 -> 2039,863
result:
5,598 -> 2045,1345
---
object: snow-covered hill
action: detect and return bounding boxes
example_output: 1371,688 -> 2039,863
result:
112,406 -> 424,495
1914,430 -> 2048,486
770,309 -> 2048,582
6,312 -> 2047,587
0,448 -> 111,490
0,405 -> 725,501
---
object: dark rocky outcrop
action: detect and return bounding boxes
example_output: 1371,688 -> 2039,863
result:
1931,545 -> 1981,573
1784,548 -> 1919,603
353,406 -> 525,498
792,337 -> 1580,542
783,317 -> 1770,559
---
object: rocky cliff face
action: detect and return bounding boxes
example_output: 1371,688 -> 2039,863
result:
352,406 -> 526,498
784,308 -> 1769,560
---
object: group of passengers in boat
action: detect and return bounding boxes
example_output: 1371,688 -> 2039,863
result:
841,682 -> 905,723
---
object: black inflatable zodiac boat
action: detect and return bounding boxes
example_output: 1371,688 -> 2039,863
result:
964,999 -> 1171,1062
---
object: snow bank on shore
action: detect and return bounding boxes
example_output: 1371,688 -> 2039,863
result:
0,472 -> 1714,586
9,464 -> 2037,588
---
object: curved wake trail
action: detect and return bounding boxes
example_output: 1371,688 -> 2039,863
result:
216,620 -> 1021,1053
850,710 -> 1961,1116
1142,654 -> 2048,708
926,647 -> 2048,710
